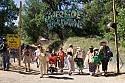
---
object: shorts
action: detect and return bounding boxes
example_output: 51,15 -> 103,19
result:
23,55 -> 31,63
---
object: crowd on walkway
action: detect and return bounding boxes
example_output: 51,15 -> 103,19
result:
0,38 -> 113,78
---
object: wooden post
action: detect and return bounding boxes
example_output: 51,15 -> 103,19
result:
113,0 -> 119,74
18,1 -> 22,66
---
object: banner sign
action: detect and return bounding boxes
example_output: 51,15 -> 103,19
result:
45,10 -> 83,29
7,34 -> 20,49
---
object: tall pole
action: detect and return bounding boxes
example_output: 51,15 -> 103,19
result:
113,0 -> 119,74
18,1 -> 22,66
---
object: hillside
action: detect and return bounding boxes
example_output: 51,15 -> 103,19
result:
63,37 -> 116,52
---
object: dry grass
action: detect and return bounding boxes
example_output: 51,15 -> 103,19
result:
62,37 -> 119,54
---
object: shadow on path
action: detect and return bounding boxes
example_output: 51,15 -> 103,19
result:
94,72 -> 125,77
0,65 -> 40,75
48,76 -> 74,80
74,72 -> 90,75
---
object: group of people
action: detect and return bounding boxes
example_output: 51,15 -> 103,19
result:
21,44 -> 84,78
21,42 -> 113,78
0,38 -> 113,78
84,42 -> 113,76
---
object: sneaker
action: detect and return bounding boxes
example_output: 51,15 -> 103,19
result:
97,69 -> 100,73
90,73 -> 93,76
61,70 -> 63,74
37,65 -> 39,68
81,70 -> 83,74
29,69 -> 31,72
102,72 -> 105,75
92,73 -> 95,76
25,68 -> 28,72
40,75 -> 43,78
68,72 -> 72,75
3,68 -> 6,71
6,68 -> 9,71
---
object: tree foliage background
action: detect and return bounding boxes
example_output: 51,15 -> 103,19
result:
21,0 -> 125,47
0,0 -> 19,36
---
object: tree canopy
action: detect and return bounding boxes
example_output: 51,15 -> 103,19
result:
0,0 -> 19,36
21,0 -> 125,47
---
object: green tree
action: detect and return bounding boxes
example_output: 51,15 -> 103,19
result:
81,0 -> 104,36
117,7 -> 125,47
23,0 -> 49,43
22,0 -> 125,47
0,0 -> 19,36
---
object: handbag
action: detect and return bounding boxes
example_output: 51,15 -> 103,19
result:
89,57 -> 94,63
74,55 -> 78,62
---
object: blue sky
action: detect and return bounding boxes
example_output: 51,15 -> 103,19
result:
14,0 -> 24,25
14,0 -> 24,8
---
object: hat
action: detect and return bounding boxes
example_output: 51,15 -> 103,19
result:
69,44 -> 73,48
93,47 -> 98,51
100,41 -> 107,46
77,47 -> 81,51
37,44 -> 41,48
46,49 -> 49,52
89,46 -> 93,49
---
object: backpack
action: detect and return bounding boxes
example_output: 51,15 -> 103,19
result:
110,51 -> 113,57
0,43 -> 8,52
98,52 -> 104,60
107,51 -> 113,57
94,55 -> 99,64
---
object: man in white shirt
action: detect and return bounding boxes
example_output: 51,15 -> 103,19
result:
34,45 -> 41,68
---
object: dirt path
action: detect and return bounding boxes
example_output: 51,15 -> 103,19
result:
0,59 -> 125,83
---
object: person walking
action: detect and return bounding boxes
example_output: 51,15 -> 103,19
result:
34,45 -> 41,68
37,47 -> 47,78
87,46 -> 97,76
67,44 -> 75,75
74,47 -> 85,74
99,41 -> 110,75
10,49 -> 18,63
22,45 -> 32,72
57,47 -> 66,74
0,38 -> 10,71
93,47 -> 100,74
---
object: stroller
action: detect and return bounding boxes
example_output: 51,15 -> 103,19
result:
47,58 -> 58,74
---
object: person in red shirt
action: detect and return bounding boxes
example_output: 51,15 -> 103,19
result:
48,53 -> 57,67
57,47 -> 66,74
47,52 -> 58,74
